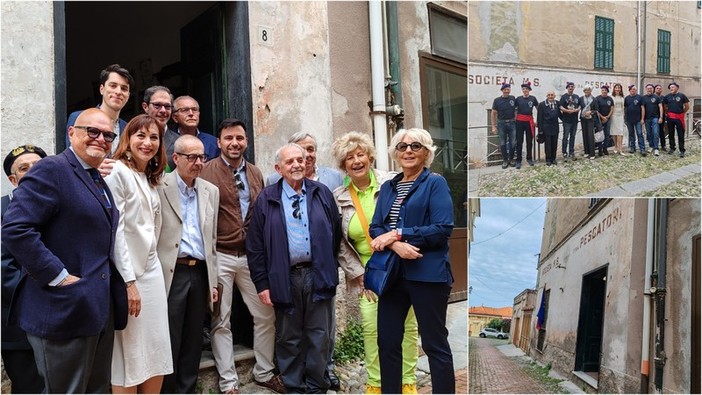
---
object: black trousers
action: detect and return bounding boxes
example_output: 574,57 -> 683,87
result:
162,263 -> 209,394
667,118 -> 686,153
580,118 -> 596,157
378,278 -> 454,394
1,348 -> 44,393
543,134 -> 559,163
515,120 -> 534,162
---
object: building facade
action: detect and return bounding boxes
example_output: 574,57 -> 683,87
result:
468,305 -> 512,337
529,198 -> 700,393
468,1 -> 701,167
511,288 -> 536,353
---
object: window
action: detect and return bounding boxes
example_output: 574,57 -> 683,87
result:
537,289 -> 550,352
420,54 -> 466,227
594,16 -> 614,69
657,29 -> 671,74
428,4 -> 467,63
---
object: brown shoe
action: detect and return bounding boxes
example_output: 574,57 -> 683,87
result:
224,388 -> 240,394
255,375 -> 286,393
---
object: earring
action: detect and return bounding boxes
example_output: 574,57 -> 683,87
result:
126,150 -> 132,161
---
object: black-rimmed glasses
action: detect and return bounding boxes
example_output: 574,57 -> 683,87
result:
74,126 -> 117,142
149,102 -> 172,111
232,170 -> 245,190
292,195 -> 302,219
175,152 -> 208,163
395,142 -> 424,152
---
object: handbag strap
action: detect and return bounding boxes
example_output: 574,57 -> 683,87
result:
349,185 -> 373,245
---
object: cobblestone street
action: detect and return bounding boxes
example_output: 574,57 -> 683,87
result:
469,337 -> 551,394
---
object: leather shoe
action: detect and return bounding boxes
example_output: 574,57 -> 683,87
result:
328,370 -> 341,391
255,375 -> 286,394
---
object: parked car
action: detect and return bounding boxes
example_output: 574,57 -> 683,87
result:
479,327 -> 508,339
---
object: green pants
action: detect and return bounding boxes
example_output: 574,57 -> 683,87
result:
360,294 -> 418,387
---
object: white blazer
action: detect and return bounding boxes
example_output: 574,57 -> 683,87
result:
104,160 -> 162,282
157,171 -> 219,311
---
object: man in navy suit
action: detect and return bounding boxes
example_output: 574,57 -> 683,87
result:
2,108 -> 128,393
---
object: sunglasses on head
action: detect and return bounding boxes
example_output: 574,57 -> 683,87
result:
395,142 -> 424,152
74,126 -> 117,142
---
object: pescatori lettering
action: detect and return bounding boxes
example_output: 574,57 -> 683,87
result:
579,206 -> 623,248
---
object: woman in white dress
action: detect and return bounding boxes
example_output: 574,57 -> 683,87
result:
105,114 -> 173,393
610,83 -> 626,155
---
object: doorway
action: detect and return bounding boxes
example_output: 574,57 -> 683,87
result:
574,265 -> 608,378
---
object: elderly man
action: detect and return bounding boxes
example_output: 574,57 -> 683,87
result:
164,96 -> 220,170
66,64 -> 134,152
663,82 -> 690,157
200,119 -> 284,394
2,109 -> 128,393
247,143 -> 342,393
1,145 -> 47,394
158,135 -> 220,393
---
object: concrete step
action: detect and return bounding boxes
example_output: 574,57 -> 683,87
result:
197,345 -> 257,393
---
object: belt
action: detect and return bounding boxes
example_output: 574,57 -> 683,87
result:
176,256 -> 204,266
498,119 -> 515,122
290,262 -> 312,270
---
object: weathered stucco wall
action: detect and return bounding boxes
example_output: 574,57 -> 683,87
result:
248,2 -> 335,178
1,1 -> 56,195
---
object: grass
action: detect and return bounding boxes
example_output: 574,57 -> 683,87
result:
474,138 -> 700,197
638,173 -> 701,197
514,359 -> 569,394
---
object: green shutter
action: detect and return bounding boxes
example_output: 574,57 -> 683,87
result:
657,30 -> 671,74
594,17 -> 614,69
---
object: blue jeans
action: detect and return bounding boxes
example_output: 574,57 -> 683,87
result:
561,121 -> 578,156
497,120 -> 516,160
644,118 -> 660,150
627,121 -> 645,152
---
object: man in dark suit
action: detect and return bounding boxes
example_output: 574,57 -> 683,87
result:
1,144 -> 47,394
2,108 -> 128,393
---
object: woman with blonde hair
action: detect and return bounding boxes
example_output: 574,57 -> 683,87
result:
104,114 -> 173,394
370,128 -> 455,394
332,131 -> 419,394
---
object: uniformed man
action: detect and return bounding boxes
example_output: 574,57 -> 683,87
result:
491,83 -> 517,169
595,86 -> 614,156
559,82 -> 580,161
643,84 -> 663,156
514,82 -> 539,169
663,82 -> 690,157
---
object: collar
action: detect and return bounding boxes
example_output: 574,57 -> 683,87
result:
69,147 -> 93,170
177,128 -> 200,137
282,178 -> 306,199
344,168 -> 377,191
221,156 -> 246,172
175,171 -> 197,194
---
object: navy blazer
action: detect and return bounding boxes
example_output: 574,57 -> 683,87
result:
369,168 -> 454,284
1,149 -> 128,340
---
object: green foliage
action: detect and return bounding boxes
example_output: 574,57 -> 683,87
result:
486,318 -> 504,330
333,320 -> 365,364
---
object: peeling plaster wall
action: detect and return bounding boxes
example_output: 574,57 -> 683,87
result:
532,199 -> 646,393
248,2 -> 335,178
658,198 -> 701,394
1,1 -> 56,196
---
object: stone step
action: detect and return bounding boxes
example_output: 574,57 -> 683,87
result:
197,345 -> 257,393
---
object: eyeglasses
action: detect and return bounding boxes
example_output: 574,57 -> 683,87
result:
74,126 -> 118,142
149,102 -> 172,111
292,195 -> 302,219
174,107 -> 200,114
175,152 -> 207,163
232,169 -> 245,190
395,142 -> 424,152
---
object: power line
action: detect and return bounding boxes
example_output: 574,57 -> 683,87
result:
471,201 -> 546,245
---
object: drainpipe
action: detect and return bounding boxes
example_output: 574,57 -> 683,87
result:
386,1 -> 404,119
636,0 -> 642,90
652,199 -> 668,392
369,0 -> 390,171
641,199 -> 655,393
641,1 -> 647,87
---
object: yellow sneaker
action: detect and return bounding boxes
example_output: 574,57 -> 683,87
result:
402,383 -> 418,394
365,385 -> 382,394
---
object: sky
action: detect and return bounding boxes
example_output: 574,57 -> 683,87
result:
469,198 -> 546,308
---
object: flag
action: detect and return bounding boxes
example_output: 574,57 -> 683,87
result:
535,288 -> 545,330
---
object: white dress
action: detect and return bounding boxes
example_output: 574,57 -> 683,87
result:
610,95 -> 625,136
106,163 -> 173,387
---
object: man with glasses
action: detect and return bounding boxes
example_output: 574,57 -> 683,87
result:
200,119 -> 284,394
1,144 -> 47,394
158,135 -> 221,393
164,96 -> 220,171
2,109 -> 128,393
247,143 -> 341,393
66,64 -> 134,153
142,85 -> 174,136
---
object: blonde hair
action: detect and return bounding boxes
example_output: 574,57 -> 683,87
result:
388,128 -> 436,168
331,131 -> 376,171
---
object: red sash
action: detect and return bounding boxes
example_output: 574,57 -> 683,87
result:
668,112 -> 685,129
516,114 -> 535,136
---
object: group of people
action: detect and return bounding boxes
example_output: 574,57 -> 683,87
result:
492,80 -> 690,168
1,64 -> 457,394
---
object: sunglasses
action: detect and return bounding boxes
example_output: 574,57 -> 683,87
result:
292,196 -> 302,219
233,170 -> 245,190
176,152 -> 207,163
74,126 -> 117,142
395,142 -> 424,152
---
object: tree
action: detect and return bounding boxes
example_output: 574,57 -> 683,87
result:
486,318 -> 503,330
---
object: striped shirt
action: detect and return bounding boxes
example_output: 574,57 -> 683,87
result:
388,180 -> 413,228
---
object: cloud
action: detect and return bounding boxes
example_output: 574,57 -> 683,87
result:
469,198 -> 546,307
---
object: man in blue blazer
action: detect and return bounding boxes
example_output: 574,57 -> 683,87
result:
2,108 -> 128,393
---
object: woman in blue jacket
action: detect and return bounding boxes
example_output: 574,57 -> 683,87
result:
369,128 -> 455,394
